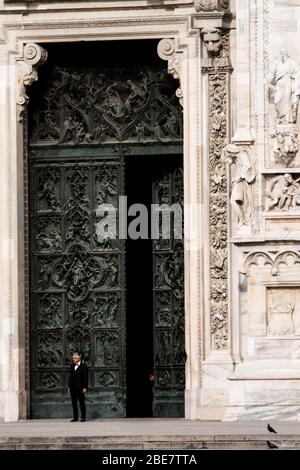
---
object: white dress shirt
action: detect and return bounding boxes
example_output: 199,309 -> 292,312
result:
74,361 -> 81,371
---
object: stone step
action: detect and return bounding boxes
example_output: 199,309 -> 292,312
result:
0,435 -> 298,450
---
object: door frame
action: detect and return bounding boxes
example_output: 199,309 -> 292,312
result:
0,10 -> 232,420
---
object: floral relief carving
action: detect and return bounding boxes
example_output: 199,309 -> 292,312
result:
203,29 -> 231,350
194,0 -> 230,12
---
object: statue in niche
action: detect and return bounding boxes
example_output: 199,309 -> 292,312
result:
266,173 -> 300,211
267,48 -> 300,125
221,144 -> 256,226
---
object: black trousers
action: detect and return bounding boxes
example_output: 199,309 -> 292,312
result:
70,389 -> 86,420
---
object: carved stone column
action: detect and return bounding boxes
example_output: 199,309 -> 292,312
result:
17,43 -> 47,122
194,12 -> 232,352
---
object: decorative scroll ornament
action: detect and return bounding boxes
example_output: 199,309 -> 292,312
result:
194,0 -> 230,12
17,43 -> 47,122
157,38 -> 183,107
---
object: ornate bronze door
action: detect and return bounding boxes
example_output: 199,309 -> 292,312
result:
29,151 -> 125,418
152,161 -> 185,417
28,41 -> 184,418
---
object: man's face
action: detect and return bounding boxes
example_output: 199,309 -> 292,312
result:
72,354 -> 80,364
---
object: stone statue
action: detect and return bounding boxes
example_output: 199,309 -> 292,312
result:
266,48 -> 300,124
266,173 -> 300,211
221,144 -> 256,226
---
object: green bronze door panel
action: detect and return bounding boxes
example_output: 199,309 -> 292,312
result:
29,154 -> 126,418
152,159 -> 185,417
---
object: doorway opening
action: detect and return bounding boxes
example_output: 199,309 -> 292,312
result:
126,153 -> 184,418
126,155 -> 153,417
27,39 -> 184,418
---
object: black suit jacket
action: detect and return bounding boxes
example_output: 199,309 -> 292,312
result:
68,363 -> 88,392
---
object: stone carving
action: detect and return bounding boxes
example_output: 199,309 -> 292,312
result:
30,65 -> 182,144
266,174 -> 300,211
204,30 -> 231,349
194,0 -> 229,11
221,144 -> 256,226
267,48 -> 300,166
157,38 -> 183,107
270,126 -> 299,167
242,250 -> 300,278
268,303 -> 295,336
17,43 -> 47,121
267,48 -> 300,125
202,28 -> 223,55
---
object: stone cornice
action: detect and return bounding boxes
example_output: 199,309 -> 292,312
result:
2,0 -> 194,14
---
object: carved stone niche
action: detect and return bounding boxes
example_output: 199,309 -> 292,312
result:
242,251 -> 300,340
194,0 -> 230,12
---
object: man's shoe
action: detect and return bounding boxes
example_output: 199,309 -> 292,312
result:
70,419 -> 78,422
80,418 -> 86,422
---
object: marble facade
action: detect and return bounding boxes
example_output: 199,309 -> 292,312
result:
1,0 -> 300,422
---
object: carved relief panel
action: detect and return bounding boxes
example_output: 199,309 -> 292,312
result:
242,251 -> 300,361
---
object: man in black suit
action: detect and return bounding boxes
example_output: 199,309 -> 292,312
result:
68,352 -> 88,422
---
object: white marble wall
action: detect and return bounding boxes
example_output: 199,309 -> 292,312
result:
2,0 -> 300,422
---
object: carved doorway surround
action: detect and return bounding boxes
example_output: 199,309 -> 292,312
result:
0,3 -> 233,421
